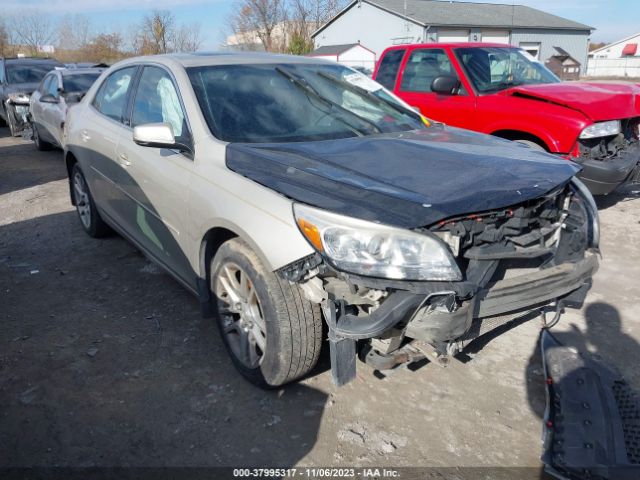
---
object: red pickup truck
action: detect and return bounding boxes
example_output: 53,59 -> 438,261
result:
373,43 -> 640,195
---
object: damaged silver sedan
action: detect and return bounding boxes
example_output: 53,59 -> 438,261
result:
63,53 -> 600,388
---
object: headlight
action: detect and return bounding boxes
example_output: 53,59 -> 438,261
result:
579,120 -> 621,139
7,92 -> 31,104
293,203 -> 462,281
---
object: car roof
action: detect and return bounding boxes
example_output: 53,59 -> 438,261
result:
2,57 -> 61,64
59,68 -> 105,77
385,42 -> 519,50
113,51 -> 334,70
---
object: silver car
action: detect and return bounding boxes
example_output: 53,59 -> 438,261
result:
64,53 -> 599,388
30,67 -> 104,149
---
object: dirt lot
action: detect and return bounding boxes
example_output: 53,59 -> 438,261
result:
1,128 -> 639,475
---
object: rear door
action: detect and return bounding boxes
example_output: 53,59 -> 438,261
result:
115,65 -> 195,287
395,47 -> 476,127
81,66 -> 138,227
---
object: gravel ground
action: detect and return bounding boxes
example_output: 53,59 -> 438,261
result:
1,128 -> 639,475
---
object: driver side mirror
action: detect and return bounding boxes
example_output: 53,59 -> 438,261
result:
431,76 -> 461,95
133,123 -> 192,154
40,93 -> 59,104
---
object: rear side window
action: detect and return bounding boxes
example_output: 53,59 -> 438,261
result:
39,75 -> 54,95
92,67 -> 137,123
375,49 -> 405,90
46,75 -> 59,97
400,48 -> 456,92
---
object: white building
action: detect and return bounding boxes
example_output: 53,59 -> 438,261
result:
312,0 -> 593,73
587,33 -> 640,78
589,33 -> 640,59
307,43 -> 377,71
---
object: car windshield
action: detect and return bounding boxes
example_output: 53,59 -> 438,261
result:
6,64 -> 57,84
63,73 -> 101,93
455,47 -> 560,93
187,63 -> 426,143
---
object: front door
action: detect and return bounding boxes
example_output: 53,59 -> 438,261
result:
116,65 -> 195,287
395,48 -> 477,128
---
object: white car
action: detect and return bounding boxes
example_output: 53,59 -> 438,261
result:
30,67 -> 104,149
63,53 -> 599,388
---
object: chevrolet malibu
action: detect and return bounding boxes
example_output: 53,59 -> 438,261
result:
64,53 -> 600,387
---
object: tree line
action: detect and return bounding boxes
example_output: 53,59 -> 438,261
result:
0,10 -> 202,63
227,0 -> 346,54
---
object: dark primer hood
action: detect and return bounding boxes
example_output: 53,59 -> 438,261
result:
226,127 -> 580,229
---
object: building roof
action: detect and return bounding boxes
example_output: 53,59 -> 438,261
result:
309,43 -> 360,55
313,0 -> 593,38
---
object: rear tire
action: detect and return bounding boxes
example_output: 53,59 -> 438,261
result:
210,238 -> 323,388
33,124 -> 53,151
71,164 -> 111,238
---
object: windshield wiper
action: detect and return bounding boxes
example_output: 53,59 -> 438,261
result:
316,70 -> 422,121
275,66 -> 381,135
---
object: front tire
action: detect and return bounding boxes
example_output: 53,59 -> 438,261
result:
210,238 -> 323,388
71,164 -> 111,238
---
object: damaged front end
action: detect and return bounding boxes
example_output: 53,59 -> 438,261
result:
574,117 -> 640,195
5,93 -> 32,136
280,179 -> 600,386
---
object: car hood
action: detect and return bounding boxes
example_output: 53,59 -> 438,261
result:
226,127 -> 580,229
505,82 -> 640,121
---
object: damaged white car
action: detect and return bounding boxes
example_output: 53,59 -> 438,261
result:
63,53 -> 600,387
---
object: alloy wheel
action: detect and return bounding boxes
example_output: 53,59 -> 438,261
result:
215,262 -> 267,368
73,171 -> 92,229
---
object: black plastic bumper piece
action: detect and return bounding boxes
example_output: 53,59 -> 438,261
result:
540,329 -> 640,480
576,149 -> 640,196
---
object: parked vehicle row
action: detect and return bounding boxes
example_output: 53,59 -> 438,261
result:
373,43 -> 640,195
61,53 -> 600,389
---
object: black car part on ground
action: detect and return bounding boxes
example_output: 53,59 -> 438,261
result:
540,329 -> 640,480
575,117 -> 640,195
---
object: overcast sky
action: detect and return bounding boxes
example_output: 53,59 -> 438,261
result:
3,0 -> 639,50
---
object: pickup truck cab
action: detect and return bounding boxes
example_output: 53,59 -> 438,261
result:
373,43 -> 640,195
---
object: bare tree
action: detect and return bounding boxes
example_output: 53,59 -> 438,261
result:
172,23 -> 203,53
0,17 -> 11,57
136,9 -> 175,55
228,0 -> 287,52
12,12 -> 56,56
57,14 -> 91,52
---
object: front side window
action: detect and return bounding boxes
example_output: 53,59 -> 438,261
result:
375,49 -> 405,90
131,66 -> 186,139
455,47 -> 560,93
46,75 -> 59,97
92,67 -> 137,123
400,48 -> 457,92
187,63 -> 426,143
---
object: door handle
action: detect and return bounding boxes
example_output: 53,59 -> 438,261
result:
81,130 -> 90,142
118,152 -> 131,166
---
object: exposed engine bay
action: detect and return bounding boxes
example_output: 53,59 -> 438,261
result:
281,179 -> 599,385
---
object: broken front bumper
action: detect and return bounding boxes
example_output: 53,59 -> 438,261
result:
6,101 -> 30,133
575,144 -> 640,196
540,330 -> 640,479
330,254 -> 598,344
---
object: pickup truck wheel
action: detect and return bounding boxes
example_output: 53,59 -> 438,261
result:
71,164 -> 111,238
211,238 -> 323,388
515,139 -> 545,151
33,124 -> 53,151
